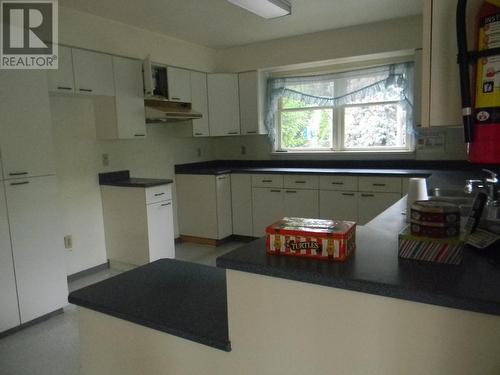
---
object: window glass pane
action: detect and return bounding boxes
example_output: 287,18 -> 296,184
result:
343,103 -> 406,148
346,75 -> 402,104
281,109 -> 333,149
282,81 -> 334,108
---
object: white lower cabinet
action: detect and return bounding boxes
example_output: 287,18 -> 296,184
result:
0,183 -> 20,332
283,189 -> 319,218
320,191 -> 358,222
252,188 -> 284,237
176,174 -> 232,240
231,174 -> 253,237
101,184 -> 175,267
358,192 -> 402,225
147,200 -> 175,262
5,175 -> 68,324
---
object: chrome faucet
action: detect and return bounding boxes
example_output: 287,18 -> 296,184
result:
465,169 -> 500,220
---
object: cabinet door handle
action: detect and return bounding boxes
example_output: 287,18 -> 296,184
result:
262,179 -> 273,183
9,172 -> 28,176
372,183 -> 386,187
361,194 -> 375,197
161,202 -> 171,207
342,193 -> 355,196
154,193 -> 165,197
247,131 -> 257,134
270,189 -> 281,193
331,182 -> 344,185
294,181 -> 306,184
79,88 -> 93,92
134,134 -> 145,137
194,132 -> 203,136
227,132 -> 238,135
57,86 -> 73,90
285,190 -> 297,194
217,176 -> 228,180
10,181 -> 29,186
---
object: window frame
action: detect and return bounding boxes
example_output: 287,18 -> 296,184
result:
274,64 -> 414,154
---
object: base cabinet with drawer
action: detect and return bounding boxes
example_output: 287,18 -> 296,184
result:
319,191 -> 358,222
101,183 -> 175,267
176,174 -> 232,240
252,188 -> 285,237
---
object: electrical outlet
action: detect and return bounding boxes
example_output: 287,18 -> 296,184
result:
102,153 -> 110,166
64,235 -> 73,250
241,146 -> 246,155
197,148 -> 201,157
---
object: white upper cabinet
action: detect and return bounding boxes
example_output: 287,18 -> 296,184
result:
47,46 -> 75,94
167,67 -> 191,102
207,73 -> 241,136
421,0 -> 481,127
190,71 -> 210,137
239,71 -> 267,135
72,49 -> 115,96
95,56 -> 146,139
0,70 -> 56,179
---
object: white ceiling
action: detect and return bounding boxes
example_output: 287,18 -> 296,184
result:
59,0 -> 423,49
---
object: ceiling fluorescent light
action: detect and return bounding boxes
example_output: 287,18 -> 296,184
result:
227,0 -> 291,19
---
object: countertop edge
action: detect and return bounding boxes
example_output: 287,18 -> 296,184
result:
215,257 -> 500,317
69,295 -> 232,352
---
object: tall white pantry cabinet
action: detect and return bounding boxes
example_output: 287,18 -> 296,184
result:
0,70 -> 68,333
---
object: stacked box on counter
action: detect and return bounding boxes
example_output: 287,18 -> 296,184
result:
266,217 -> 356,262
398,226 -> 464,265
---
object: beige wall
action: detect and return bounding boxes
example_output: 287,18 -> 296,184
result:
54,8 -> 217,275
216,16 -> 422,72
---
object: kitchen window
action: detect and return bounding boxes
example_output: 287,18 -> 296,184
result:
267,62 -> 414,153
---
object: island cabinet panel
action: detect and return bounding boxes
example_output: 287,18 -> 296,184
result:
231,174 -> 253,237
252,187 -> 284,237
0,183 -> 20,332
319,190 -> 358,222
176,174 -> 232,240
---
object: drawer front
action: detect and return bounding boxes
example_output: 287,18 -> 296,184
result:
252,174 -> 283,188
358,176 -> 402,193
283,175 -> 319,190
319,175 -> 358,191
146,184 -> 172,204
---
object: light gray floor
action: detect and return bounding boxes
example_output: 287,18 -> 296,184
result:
0,241 -> 243,375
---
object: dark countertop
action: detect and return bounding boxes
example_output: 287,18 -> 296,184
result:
98,170 -> 173,188
217,198 -> 500,317
175,159 -> 498,177
68,259 -> 231,352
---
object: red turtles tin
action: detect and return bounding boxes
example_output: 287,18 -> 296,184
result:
265,217 -> 356,261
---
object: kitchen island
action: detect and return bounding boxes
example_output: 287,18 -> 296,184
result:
70,198 -> 500,375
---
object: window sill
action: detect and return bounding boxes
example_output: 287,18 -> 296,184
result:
271,150 -> 416,160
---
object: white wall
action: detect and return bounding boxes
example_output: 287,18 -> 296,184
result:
54,8 -> 217,276
215,16 -> 422,72
59,7 -> 217,72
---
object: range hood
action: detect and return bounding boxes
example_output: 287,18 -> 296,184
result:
144,98 -> 202,123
